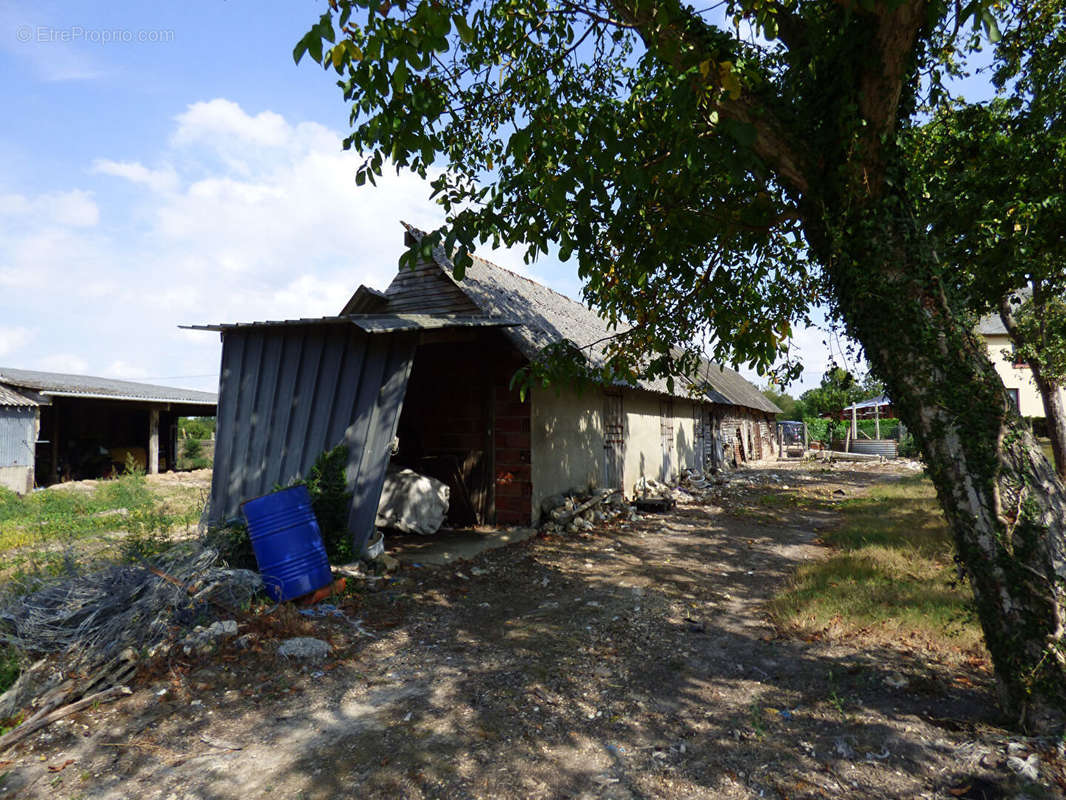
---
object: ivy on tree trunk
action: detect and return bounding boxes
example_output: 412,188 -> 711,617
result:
816,198 -> 1066,729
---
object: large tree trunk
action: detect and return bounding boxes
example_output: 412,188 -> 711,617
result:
811,202 -> 1066,731
999,293 -> 1066,481
1034,375 -> 1066,482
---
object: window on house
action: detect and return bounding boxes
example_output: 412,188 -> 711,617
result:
1006,388 -> 1020,411
1011,346 -> 1028,368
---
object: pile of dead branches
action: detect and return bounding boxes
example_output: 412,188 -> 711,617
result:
0,546 -> 248,667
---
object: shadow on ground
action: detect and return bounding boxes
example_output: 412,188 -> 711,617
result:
4,465 -> 1059,800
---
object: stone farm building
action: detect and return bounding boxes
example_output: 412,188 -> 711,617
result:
197,227 -> 779,552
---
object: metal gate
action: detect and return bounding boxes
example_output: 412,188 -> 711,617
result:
603,392 -> 624,489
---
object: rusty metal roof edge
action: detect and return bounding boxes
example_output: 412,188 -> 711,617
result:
181,313 -> 521,333
38,390 -> 217,406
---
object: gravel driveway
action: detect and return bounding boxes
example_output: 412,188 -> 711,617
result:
3,462 -> 1060,800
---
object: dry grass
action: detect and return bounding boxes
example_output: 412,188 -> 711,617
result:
0,474 -> 205,581
770,475 -> 986,659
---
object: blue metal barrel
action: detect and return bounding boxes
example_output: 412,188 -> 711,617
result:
241,485 -> 333,602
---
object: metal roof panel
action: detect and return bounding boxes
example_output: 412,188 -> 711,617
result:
0,367 -> 216,406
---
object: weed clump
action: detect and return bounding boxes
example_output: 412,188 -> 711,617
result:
305,445 -> 354,565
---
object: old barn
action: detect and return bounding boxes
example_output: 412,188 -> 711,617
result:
198,228 -> 778,551
0,368 -> 217,493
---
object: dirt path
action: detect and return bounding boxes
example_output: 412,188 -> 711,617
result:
2,463 -> 1058,799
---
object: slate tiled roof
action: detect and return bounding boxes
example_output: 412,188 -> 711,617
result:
977,313 -> 1008,336
0,367 -> 217,405
397,225 -> 780,415
977,288 -> 1033,336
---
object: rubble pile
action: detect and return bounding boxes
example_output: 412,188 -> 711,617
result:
539,489 -> 634,534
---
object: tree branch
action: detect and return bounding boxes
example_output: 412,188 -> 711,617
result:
856,0 -> 928,191
608,0 -> 811,194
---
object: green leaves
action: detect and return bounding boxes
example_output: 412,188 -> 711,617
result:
293,12 -> 336,65
453,13 -> 474,44
296,0 -> 1019,388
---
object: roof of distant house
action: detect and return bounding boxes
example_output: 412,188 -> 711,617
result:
0,367 -> 217,406
976,287 -> 1034,336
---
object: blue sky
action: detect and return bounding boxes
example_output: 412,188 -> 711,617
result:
0,1 -> 995,395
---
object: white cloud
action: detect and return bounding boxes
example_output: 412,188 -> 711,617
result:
92,159 -> 179,193
38,354 -> 89,374
0,99 -> 475,384
0,327 -> 32,359
0,189 -> 98,227
173,99 -> 293,150
0,3 -> 106,83
105,361 -> 150,380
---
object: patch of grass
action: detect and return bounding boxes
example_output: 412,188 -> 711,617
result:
770,475 -> 984,658
0,474 -> 202,572
0,645 -> 19,694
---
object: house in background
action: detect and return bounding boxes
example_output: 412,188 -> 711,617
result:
195,226 -> 778,552
977,312 -> 1059,419
0,368 -> 217,493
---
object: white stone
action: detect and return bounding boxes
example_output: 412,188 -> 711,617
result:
375,468 -> 450,535
277,637 -> 332,661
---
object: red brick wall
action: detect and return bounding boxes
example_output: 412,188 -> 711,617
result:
396,332 -> 533,526
492,351 -> 532,525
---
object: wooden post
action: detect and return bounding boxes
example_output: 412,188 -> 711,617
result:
148,408 -> 160,475
875,400 -> 881,439
851,404 -> 858,441
803,421 -> 809,451
51,403 -> 60,483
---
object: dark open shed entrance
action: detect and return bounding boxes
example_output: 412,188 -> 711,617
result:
391,329 -> 529,527
34,399 -> 185,484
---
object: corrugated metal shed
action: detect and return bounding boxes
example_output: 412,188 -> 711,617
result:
0,367 -> 216,406
375,225 -> 780,415
0,407 -> 36,468
204,315 -> 512,553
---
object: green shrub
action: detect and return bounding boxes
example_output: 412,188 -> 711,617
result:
898,433 -> 920,458
0,646 -> 19,696
182,438 -> 203,460
803,417 -> 847,444
119,506 -> 175,563
305,445 -> 354,564
202,522 -> 257,570
179,417 -> 216,440
855,418 -> 900,439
